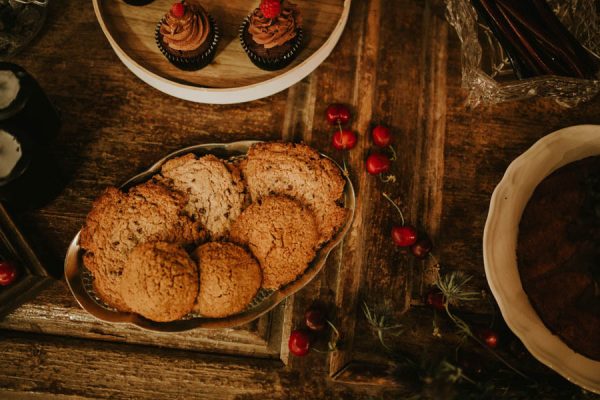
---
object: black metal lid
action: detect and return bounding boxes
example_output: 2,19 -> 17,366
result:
0,62 -> 33,121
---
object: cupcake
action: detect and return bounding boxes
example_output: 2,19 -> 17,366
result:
155,1 -> 219,71
240,0 -> 303,71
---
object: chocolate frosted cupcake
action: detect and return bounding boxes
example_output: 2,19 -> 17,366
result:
240,0 -> 303,71
155,1 -> 219,71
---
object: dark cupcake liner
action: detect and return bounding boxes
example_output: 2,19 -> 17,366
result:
155,15 -> 220,71
239,17 -> 303,71
123,0 -> 155,5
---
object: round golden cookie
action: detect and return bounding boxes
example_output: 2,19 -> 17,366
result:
121,242 -> 199,322
192,242 -> 262,318
230,195 -> 320,290
80,183 -> 205,311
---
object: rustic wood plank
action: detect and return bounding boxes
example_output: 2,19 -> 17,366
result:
0,281 -> 281,357
0,331 -> 404,399
322,0 -> 381,378
323,0 -> 451,380
2,0 -> 599,396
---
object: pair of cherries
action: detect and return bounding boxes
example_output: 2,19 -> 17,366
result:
288,306 -> 328,357
326,104 -> 393,174
425,290 -> 499,349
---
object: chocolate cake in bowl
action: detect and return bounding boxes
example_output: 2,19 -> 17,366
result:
483,125 -> 600,392
517,156 -> 600,361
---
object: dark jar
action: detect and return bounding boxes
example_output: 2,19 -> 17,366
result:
0,62 -> 63,210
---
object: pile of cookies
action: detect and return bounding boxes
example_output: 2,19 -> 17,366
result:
79,142 -> 347,322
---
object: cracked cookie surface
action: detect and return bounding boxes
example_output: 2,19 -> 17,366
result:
230,195 -> 319,290
121,242 -> 199,322
158,154 -> 246,239
80,182 -> 205,311
240,142 -> 347,244
192,242 -> 262,318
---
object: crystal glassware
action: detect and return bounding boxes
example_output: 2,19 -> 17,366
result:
0,0 -> 48,58
445,0 -> 600,107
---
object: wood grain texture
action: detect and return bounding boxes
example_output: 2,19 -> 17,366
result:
0,281 -> 283,358
1,0 -> 600,397
0,331 -> 406,399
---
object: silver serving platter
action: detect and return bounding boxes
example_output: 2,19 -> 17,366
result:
64,140 -> 355,332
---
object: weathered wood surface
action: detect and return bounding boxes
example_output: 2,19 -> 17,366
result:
1,0 -> 599,398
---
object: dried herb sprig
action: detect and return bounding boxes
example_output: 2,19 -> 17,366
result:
435,271 -> 480,306
361,301 -> 404,352
435,272 -> 533,382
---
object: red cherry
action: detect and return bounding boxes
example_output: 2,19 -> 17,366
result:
288,330 -> 310,356
326,104 -> 351,125
391,225 -> 418,247
425,290 -> 446,311
260,0 -> 281,18
304,308 -> 326,331
366,153 -> 391,175
477,328 -> 499,349
332,129 -> 357,150
0,260 -> 18,286
170,2 -> 185,18
411,237 -> 433,259
372,125 -> 393,147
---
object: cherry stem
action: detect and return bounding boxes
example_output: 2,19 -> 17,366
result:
459,370 -> 477,386
328,320 -> 340,351
312,348 -> 336,354
342,154 -> 349,177
327,319 -> 340,339
382,192 -> 405,226
428,253 -> 440,267
337,120 -> 343,133
388,145 -> 397,161
379,174 -> 396,183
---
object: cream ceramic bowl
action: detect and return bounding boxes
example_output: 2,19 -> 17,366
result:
484,124 -> 600,393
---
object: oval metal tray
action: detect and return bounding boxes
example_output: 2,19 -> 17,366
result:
64,140 -> 355,331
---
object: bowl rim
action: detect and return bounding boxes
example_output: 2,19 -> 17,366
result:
483,124 -> 600,393
64,140 -> 355,332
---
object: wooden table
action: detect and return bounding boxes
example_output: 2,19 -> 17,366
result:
1,0 -> 599,398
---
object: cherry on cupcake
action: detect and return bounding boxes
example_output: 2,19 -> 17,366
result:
391,225 -> 418,247
332,129 -> 357,150
366,153 -> 391,175
260,0 -> 282,19
170,1 -> 185,18
326,104 -> 351,126
372,125 -> 393,147
0,260 -> 18,286
288,329 -> 311,356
